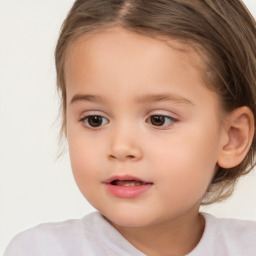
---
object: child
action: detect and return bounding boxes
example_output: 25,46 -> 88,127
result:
4,0 -> 256,255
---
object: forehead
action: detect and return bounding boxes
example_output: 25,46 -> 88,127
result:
64,26 -> 218,111
64,26 -> 206,85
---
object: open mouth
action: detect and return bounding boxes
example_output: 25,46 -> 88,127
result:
110,180 -> 150,186
104,176 -> 153,198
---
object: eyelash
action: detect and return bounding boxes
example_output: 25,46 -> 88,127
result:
80,115 -> 109,128
147,115 -> 176,127
79,115 -> 177,129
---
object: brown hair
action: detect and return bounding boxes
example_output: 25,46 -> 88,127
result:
55,0 -> 256,204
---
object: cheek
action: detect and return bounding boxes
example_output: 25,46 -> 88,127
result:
69,148 -> 103,207
67,131 -> 102,192
151,124 -> 220,199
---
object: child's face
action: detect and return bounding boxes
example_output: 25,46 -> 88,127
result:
65,27 -> 225,227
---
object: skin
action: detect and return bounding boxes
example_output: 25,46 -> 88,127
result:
64,27 -> 247,255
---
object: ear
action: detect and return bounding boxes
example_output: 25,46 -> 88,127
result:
217,106 -> 254,169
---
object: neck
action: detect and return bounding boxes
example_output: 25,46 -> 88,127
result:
109,209 -> 205,256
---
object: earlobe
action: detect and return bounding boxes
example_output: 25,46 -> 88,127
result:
217,106 -> 254,169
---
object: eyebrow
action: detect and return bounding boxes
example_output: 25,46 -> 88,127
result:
134,94 -> 194,105
70,93 -> 194,106
70,94 -> 104,104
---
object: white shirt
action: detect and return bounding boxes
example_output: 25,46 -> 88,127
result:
4,212 -> 256,256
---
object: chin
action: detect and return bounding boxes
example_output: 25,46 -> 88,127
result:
100,208 -> 156,228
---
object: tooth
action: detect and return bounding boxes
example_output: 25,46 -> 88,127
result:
114,180 -> 146,186
123,183 -> 133,186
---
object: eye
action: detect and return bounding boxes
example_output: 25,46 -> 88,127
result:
81,115 -> 109,128
147,115 -> 176,127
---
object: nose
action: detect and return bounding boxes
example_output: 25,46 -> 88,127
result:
107,127 -> 143,162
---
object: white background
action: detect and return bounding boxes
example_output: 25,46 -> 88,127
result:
1,0 -> 256,254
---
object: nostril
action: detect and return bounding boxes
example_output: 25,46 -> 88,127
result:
108,154 -> 136,161
108,146 -> 143,161
127,155 -> 135,159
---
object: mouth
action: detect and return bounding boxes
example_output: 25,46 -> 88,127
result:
104,175 -> 153,198
104,175 -> 153,186
110,180 -> 151,186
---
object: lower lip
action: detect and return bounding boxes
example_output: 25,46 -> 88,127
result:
105,184 -> 153,198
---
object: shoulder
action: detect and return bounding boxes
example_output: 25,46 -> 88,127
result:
4,212 -> 101,256
188,213 -> 256,256
4,212 -> 145,256
203,212 -> 256,238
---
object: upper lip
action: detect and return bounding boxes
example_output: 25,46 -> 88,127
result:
103,175 -> 153,184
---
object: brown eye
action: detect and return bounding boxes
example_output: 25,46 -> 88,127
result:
82,115 -> 108,128
148,115 -> 175,127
